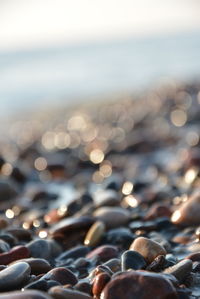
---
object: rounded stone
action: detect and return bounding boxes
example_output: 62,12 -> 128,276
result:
164,259 -> 193,283
129,237 -> 166,263
42,267 -> 77,285
121,250 -> 147,271
84,221 -> 105,247
50,216 -> 94,235
171,192 -> 200,226
101,271 -> 178,299
10,258 -> 52,275
26,239 -> 61,260
0,246 -> 30,265
86,245 -> 118,262
93,207 -> 130,229
0,262 -> 31,291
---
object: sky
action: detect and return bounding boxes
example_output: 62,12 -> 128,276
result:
0,0 -> 200,51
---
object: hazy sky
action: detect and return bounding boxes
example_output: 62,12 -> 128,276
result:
0,0 -> 200,51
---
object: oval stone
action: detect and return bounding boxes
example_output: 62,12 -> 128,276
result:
93,207 -> 130,229
130,237 -> 166,263
10,258 -> 52,275
42,267 -> 77,285
84,221 -> 105,247
164,259 -> 193,283
0,262 -> 31,291
101,271 -> 178,299
86,245 -> 118,262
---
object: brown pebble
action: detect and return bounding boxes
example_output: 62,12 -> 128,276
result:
86,245 -> 118,262
10,258 -> 52,275
92,272 -> 110,298
0,246 -> 30,265
164,259 -> 193,283
48,286 -> 92,298
42,267 -> 77,285
129,237 -> 166,263
101,271 -> 178,299
84,221 -> 105,247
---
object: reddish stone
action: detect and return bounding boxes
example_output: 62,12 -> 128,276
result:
0,246 -> 30,265
101,271 -> 178,299
86,245 -> 118,262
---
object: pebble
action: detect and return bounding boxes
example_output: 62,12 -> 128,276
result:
171,192 -> 200,226
93,207 -> 130,229
42,267 -> 78,285
101,271 -> 178,299
48,286 -> 92,298
0,240 -> 10,253
0,262 -> 31,291
121,250 -> 147,271
50,216 -> 94,235
56,246 -> 89,261
129,237 -> 167,263
10,258 -> 52,275
92,272 -> 110,297
84,221 -> 105,247
26,239 -> 61,260
0,246 -> 30,265
24,279 -> 48,291
86,245 -> 118,262
164,259 -> 193,283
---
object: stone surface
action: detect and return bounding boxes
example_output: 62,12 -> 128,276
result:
84,221 -> 105,247
130,237 -> 166,263
10,258 -> 52,275
164,259 -> 193,283
48,286 -> 92,298
0,290 -> 52,298
0,246 -> 30,265
0,262 -> 31,291
101,271 -> 178,299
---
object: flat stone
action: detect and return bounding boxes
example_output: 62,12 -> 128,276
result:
101,271 -> 178,299
0,262 -> 31,291
130,237 -> 166,263
171,192 -> 200,226
93,207 -> 130,229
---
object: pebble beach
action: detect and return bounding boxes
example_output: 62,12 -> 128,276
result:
0,81 -> 200,298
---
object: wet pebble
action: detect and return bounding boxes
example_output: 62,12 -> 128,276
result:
164,259 -> 193,283
121,250 -> 147,271
0,290 -> 52,299
42,267 -> 78,285
10,258 -> 52,275
92,272 -> 110,298
129,237 -> 166,263
101,271 -> 178,299
0,262 -> 31,291
86,245 -> 118,262
93,207 -> 130,229
26,239 -> 61,260
84,221 -> 105,247
0,246 -> 30,265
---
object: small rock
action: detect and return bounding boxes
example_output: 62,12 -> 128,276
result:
0,290 -> 52,298
121,250 -> 146,271
129,237 -> 166,263
164,259 -> 193,283
48,286 -> 92,298
42,267 -> 77,285
84,221 -> 105,247
0,246 -> 30,265
101,271 -> 178,299
93,207 -> 130,229
86,245 -> 118,262
0,262 -> 31,291
10,258 -> 52,275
